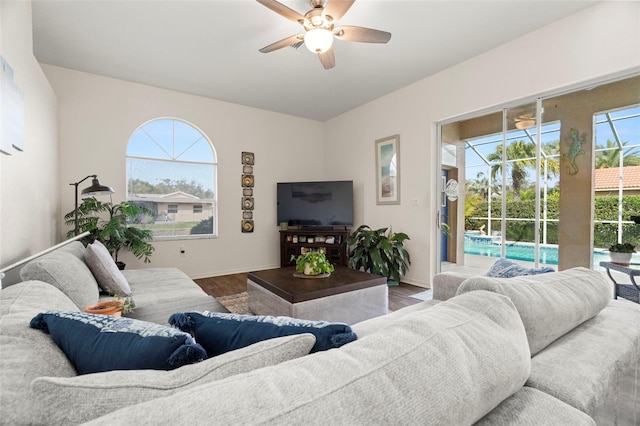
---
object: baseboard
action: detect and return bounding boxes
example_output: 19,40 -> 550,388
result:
400,276 -> 431,289
189,265 -> 281,280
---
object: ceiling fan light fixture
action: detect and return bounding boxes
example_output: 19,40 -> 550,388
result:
304,28 -> 333,53
515,119 -> 536,130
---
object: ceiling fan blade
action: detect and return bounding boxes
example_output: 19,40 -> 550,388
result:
323,0 -> 355,22
256,0 -> 305,24
334,25 -> 391,43
259,34 -> 305,53
318,47 -> 335,70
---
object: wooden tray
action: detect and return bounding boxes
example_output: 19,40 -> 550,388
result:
293,272 -> 331,279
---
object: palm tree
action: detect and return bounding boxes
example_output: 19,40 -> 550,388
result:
486,140 -> 562,201
466,171 -> 502,201
487,141 -> 537,201
595,140 -> 640,169
541,140 -> 561,177
466,172 -> 489,201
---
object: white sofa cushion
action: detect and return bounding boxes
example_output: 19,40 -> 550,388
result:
352,299 -> 440,337
84,240 -> 132,296
120,268 -> 228,325
526,299 -> 640,417
456,267 -> 611,355
20,251 -> 99,309
31,333 -> 316,425
0,281 -> 78,426
477,387 -> 596,425
57,241 -> 87,260
84,291 -> 531,425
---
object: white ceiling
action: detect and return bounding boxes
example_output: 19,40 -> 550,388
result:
32,0 -> 597,122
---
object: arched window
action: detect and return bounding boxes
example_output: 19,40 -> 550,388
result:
126,118 -> 217,238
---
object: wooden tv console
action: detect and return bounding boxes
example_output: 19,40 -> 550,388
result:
279,228 -> 350,267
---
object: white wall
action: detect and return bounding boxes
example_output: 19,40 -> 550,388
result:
3,1 -> 638,286
42,65 -> 325,278
0,0 -> 59,269
324,1 -> 640,287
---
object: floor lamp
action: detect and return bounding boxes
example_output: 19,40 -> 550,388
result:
71,175 -> 115,236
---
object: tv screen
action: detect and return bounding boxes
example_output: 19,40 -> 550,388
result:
277,181 -> 353,228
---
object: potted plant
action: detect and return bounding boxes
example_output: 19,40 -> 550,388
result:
65,197 -> 154,269
291,251 -> 334,276
346,225 -> 411,286
84,296 -> 136,316
84,300 -> 124,316
608,242 -> 636,265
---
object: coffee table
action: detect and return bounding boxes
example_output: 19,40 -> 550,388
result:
247,266 -> 388,324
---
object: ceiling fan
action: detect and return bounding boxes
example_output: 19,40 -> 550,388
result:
256,0 -> 391,70
514,113 -> 536,130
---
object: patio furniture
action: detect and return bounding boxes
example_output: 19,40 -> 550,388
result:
599,261 -> 640,303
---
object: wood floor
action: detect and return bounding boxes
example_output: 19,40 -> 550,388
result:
194,273 -> 425,312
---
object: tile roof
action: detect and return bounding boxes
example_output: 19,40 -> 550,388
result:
595,166 -> 640,190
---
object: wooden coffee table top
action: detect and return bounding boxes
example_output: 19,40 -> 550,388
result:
248,266 -> 387,304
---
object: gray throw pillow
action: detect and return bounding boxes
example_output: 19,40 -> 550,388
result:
456,266 -> 611,355
20,251 -> 99,308
84,240 -> 132,296
31,333 -> 316,425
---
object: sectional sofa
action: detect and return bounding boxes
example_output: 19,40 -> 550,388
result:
1,243 -> 639,425
10,241 -> 229,324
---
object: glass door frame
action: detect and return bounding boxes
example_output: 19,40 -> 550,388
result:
436,99 -> 546,272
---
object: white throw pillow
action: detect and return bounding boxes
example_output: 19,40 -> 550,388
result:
84,241 -> 132,296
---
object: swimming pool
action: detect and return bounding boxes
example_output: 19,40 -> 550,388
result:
464,233 -> 640,266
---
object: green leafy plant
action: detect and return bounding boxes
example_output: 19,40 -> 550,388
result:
346,225 -> 411,285
114,294 -> 136,314
291,251 -> 334,275
190,216 -> 214,235
608,242 -> 636,253
64,197 -> 155,265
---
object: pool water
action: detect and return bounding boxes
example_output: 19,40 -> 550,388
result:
464,235 -> 640,266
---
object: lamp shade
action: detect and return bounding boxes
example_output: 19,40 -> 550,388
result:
304,28 -> 333,53
81,178 -> 115,197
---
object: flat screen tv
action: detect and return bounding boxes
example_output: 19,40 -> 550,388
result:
277,180 -> 353,228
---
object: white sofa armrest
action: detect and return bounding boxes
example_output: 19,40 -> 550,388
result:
433,272 -> 474,301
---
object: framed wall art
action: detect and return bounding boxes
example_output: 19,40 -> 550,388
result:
241,151 -> 255,232
375,135 -> 400,205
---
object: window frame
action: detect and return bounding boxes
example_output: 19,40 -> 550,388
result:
126,117 -> 218,240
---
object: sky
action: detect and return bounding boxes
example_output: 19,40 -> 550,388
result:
465,105 -> 640,187
127,119 -> 216,194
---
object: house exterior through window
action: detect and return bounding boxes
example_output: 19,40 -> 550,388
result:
126,118 -> 217,238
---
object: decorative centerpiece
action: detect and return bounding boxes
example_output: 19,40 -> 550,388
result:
84,296 -> 136,316
291,251 -> 334,278
84,300 -> 125,316
608,243 -> 636,266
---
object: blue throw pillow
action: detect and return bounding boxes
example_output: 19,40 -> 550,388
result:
30,311 -> 207,375
169,311 -> 357,357
485,258 -> 555,278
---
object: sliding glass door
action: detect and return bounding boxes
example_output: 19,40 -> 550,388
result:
437,75 -> 640,273
440,101 -> 550,271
